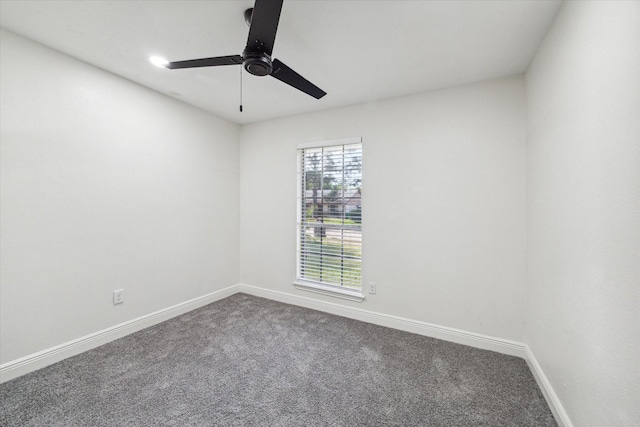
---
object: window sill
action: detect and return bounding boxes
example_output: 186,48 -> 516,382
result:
293,280 -> 366,302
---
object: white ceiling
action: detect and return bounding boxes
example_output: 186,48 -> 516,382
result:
0,0 -> 561,124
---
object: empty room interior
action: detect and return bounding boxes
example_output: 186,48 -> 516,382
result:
0,0 -> 638,426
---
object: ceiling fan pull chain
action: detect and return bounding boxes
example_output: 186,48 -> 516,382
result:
239,66 -> 243,113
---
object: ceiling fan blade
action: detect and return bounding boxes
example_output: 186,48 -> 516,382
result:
270,59 -> 326,99
246,0 -> 283,55
166,55 -> 243,69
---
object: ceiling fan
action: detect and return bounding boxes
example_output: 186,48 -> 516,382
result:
164,0 -> 326,100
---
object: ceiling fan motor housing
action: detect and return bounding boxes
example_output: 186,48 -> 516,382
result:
243,49 -> 272,76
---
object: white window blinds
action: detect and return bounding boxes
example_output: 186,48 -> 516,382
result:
297,140 -> 362,290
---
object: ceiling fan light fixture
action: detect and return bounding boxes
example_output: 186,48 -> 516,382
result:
149,56 -> 169,68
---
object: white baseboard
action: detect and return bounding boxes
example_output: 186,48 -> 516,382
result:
0,285 -> 238,384
525,346 -> 573,427
236,283 -> 526,358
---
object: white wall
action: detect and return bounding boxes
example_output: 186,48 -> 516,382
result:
240,76 -> 527,341
0,30 -> 240,364
525,2 -> 640,426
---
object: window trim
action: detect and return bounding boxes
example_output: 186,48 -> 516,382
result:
295,137 -> 364,302
297,137 -> 362,150
294,279 -> 365,302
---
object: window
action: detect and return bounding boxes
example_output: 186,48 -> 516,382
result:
295,138 -> 363,301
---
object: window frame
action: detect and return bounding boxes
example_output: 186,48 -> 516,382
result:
294,137 -> 364,302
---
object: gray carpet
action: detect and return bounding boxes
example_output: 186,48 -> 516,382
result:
0,293 -> 557,426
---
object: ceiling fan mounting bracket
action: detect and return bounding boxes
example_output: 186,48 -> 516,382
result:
244,8 -> 253,27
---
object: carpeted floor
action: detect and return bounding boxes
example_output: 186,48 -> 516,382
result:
0,293 -> 557,426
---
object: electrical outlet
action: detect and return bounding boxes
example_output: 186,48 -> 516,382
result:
113,289 -> 124,305
369,282 -> 376,295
